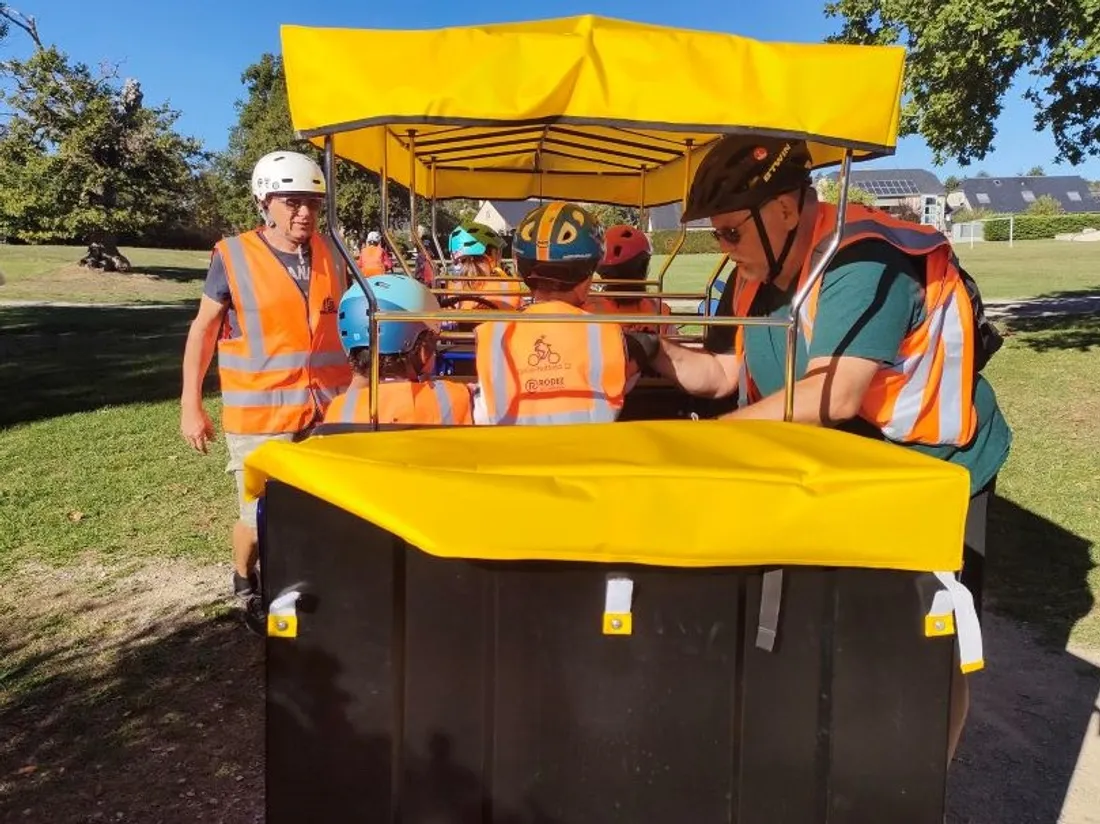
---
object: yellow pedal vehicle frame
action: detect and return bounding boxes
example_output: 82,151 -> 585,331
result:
248,16 -> 982,824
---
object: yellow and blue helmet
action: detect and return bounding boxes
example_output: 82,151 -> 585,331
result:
512,201 -> 604,284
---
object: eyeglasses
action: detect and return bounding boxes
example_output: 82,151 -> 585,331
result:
277,196 -> 324,213
710,212 -> 757,246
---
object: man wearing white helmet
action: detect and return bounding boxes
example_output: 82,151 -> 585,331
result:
179,149 -> 351,632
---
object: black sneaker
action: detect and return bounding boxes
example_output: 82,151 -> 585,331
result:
243,593 -> 267,637
233,570 -> 259,598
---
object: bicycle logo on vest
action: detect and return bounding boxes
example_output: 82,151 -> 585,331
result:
527,336 -> 562,367
522,335 -> 569,393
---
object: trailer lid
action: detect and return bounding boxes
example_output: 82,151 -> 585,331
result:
244,420 -> 969,572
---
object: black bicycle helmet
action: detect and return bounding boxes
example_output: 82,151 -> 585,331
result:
682,136 -> 814,282
681,136 -> 813,222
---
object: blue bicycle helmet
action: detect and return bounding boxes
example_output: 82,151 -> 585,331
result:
512,201 -> 604,284
337,274 -> 441,355
449,221 -> 504,259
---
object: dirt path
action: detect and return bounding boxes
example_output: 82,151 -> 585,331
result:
948,612 -> 1100,824
2,560 -> 1097,823
984,294 -> 1100,320
0,560 -> 264,824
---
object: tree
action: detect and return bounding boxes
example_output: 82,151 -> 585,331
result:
824,0 -> 1100,165
0,13 -> 203,263
814,176 -> 878,206
585,204 -> 639,228
1026,165 -> 1046,176
1026,194 -> 1064,215
943,175 -> 961,193
975,171 -> 992,178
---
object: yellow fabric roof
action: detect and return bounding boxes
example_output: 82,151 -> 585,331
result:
244,420 -> 969,572
280,15 -> 906,206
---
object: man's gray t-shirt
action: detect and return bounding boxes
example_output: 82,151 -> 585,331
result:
203,233 -> 312,337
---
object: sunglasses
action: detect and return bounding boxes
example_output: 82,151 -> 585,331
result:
709,211 -> 757,246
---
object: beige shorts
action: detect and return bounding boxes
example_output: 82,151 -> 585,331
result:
225,432 -> 296,528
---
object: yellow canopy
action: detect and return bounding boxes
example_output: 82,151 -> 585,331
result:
244,420 -> 969,572
281,15 -> 906,206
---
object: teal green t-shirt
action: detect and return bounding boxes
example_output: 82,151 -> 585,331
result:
724,239 -> 1012,496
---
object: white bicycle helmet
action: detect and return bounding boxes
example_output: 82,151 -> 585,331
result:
251,151 -> 326,201
366,230 -> 382,244
251,151 -> 326,227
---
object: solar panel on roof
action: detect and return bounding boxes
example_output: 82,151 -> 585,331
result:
860,179 -> 921,197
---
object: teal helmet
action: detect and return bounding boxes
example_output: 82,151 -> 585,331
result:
448,221 -> 504,259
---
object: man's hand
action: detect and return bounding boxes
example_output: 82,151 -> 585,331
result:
181,405 -> 217,454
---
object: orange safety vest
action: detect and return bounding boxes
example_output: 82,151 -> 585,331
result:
360,245 -> 386,275
474,300 -> 628,425
215,230 -> 351,435
585,295 -> 675,335
733,202 -> 978,446
322,380 -> 473,425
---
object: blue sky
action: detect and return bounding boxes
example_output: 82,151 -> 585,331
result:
7,0 -> 1099,182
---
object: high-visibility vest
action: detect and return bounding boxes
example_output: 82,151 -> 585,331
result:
585,295 -> 675,335
323,380 -> 473,425
473,300 -> 628,425
733,202 -> 978,446
453,266 -> 525,310
360,244 -> 386,275
215,230 -> 351,435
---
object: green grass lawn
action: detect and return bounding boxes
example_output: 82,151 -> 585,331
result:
0,306 -> 233,575
657,239 -> 1100,302
0,244 -> 209,304
1,238 -> 1097,306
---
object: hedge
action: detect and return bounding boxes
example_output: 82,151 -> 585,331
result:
983,213 -> 1100,241
650,229 -> 720,254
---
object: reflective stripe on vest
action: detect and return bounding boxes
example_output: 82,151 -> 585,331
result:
216,231 -> 350,434
733,203 -> 977,446
475,302 -> 626,426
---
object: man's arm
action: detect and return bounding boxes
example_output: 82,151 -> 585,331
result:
181,251 -> 231,452
649,339 -> 740,399
182,296 -> 227,407
719,356 -> 879,424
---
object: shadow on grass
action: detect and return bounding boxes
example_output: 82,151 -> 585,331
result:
138,264 -> 208,283
0,610 -> 265,824
0,304 -> 216,428
0,608 -> 560,824
945,494 -> 1100,824
1000,310 -> 1100,353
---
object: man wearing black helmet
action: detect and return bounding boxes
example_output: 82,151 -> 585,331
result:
640,134 -> 1012,761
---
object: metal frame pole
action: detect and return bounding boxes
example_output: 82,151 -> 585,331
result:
323,135 -> 381,430
783,149 -> 853,422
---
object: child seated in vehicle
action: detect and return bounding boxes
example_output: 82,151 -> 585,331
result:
446,221 -> 526,311
585,223 -> 676,336
325,274 -> 473,426
471,202 -> 651,426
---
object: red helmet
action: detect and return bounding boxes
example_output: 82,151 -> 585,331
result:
600,225 -> 651,268
598,224 -> 651,285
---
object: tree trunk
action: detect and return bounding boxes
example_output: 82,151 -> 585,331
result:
79,234 -> 131,273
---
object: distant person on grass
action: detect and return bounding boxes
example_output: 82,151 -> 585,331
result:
179,150 -> 351,634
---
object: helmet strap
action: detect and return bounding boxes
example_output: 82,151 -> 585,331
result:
757,186 -> 808,285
